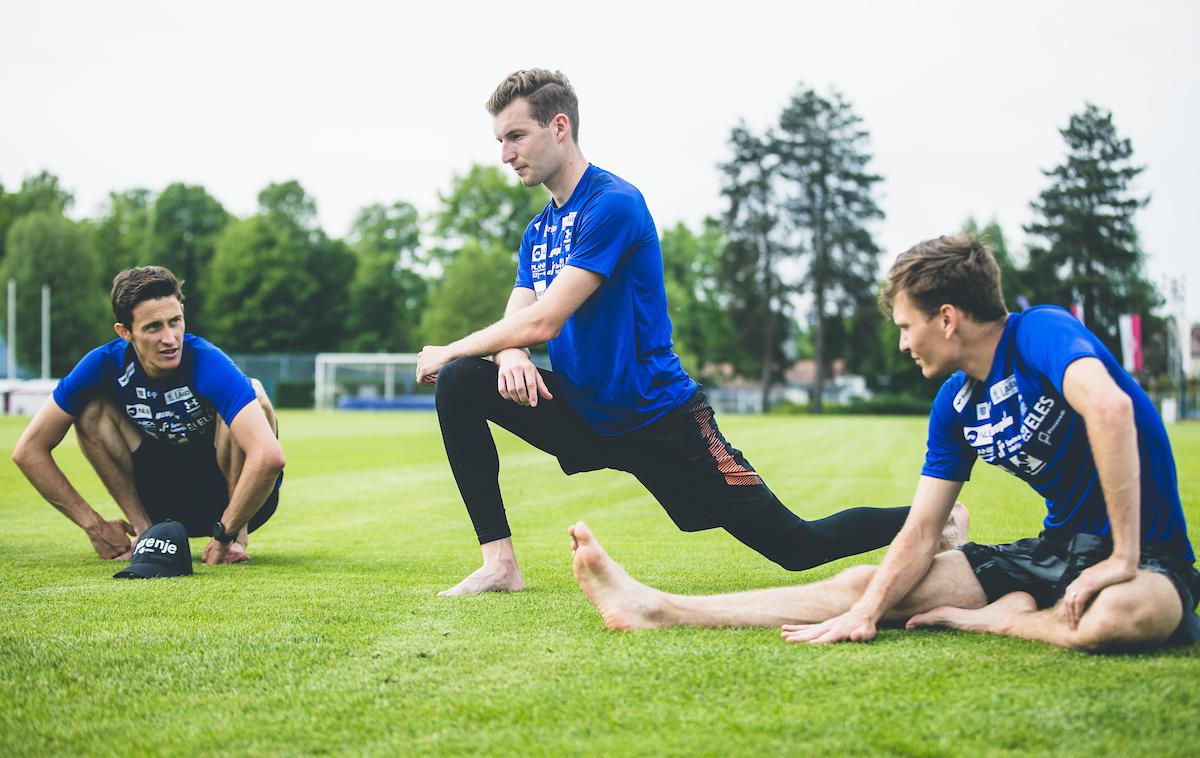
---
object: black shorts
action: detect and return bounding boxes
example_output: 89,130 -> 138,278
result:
960,531 -> 1200,645
132,436 -> 281,538
560,391 -> 776,533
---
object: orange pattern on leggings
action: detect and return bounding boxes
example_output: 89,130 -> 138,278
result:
691,401 -> 763,486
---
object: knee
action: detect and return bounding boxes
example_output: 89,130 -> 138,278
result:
835,564 -> 877,592
74,398 -> 109,438
1068,589 -> 1177,653
435,357 -> 489,405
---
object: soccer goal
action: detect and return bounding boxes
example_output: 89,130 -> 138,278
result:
313,353 -> 433,410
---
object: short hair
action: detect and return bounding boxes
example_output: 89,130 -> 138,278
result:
881,234 -> 1007,323
111,266 -> 184,328
486,69 -> 580,143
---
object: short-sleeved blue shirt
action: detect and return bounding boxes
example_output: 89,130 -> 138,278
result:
53,334 -> 257,447
922,306 -> 1193,563
515,164 -> 697,435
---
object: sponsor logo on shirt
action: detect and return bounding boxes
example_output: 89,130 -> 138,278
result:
155,411 -> 176,420
532,244 -> 547,262
1007,450 -> 1046,476
549,246 -> 563,258
953,379 -> 976,413
990,375 -> 1018,404
126,404 -> 152,419
533,280 -> 547,299
532,262 -> 547,277
543,223 -> 557,236
118,362 -> 136,387
562,212 -> 577,228
963,413 -> 1014,446
183,398 -> 201,414
165,387 -> 194,404
135,387 -> 147,399
975,402 -> 991,418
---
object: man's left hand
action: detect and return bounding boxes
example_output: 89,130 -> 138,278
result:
781,607 -> 878,644
202,538 -> 250,565
416,345 -> 456,385
1061,556 -> 1138,630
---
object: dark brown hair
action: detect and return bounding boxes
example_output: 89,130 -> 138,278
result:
111,266 -> 184,327
486,69 -> 580,143
881,234 -> 1007,322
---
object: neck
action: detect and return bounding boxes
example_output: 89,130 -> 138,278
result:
959,317 -> 1009,380
545,148 -> 588,207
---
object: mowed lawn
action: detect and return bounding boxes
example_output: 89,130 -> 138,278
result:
1,410 -> 1198,756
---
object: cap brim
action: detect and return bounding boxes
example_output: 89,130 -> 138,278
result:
113,562 -> 190,579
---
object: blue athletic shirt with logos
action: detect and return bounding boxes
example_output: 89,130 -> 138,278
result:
52,335 -> 257,447
514,164 -> 697,435
922,305 -> 1193,563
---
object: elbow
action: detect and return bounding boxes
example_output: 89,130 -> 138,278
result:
256,441 -> 286,476
12,440 -> 36,472
1094,391 -> 1134,428
528,316 -> 563,344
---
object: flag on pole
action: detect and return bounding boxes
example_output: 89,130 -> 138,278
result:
1118,313 -> 1143,373
1069,302 -> 1085,325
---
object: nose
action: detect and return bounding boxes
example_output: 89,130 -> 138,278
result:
500,141 -> 516,165
898,333 -> 909,353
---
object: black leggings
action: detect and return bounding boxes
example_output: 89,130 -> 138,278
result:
435,357 -> 908,571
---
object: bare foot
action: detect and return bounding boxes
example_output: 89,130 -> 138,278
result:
937,501 -> 971,551
906,591 -> 1036,633
569,521 -> 669,631
437,562 -> 525,596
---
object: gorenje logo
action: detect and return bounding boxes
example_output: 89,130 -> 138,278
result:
134,537 -> 179,556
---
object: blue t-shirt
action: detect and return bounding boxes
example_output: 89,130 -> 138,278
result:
922,306 -> 1193,563
514,164 -> 697,435
53,334 -> 257,447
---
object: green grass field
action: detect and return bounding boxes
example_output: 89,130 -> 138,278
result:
2,411 -> 1198,756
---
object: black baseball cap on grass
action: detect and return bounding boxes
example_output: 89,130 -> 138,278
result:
113,520 -> 193,579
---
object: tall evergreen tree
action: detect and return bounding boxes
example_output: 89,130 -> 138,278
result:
718,123 -> 788,409
963,218 -> 1025,310
343,201 -> 427,352
774,87 -> 883,412
1024,104 -> 1159,354
659,218 -> 740,378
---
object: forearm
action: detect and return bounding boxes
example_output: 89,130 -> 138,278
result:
1085,397 -> 1141,562
448,305 -> 556,361
15,451 -> 104,532
218,454 -> 282,535
853,524 -> 940,619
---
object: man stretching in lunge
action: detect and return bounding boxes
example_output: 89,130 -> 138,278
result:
13,266 -> 285,565
416,69 -> 967,596
570,235 -> 1199,651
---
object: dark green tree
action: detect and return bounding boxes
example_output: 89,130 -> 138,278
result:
432,164 -> 549,258
660,218 -> 740,379
144,183 -> 231,336
206,181 -> 355,351
89,188 -> 154,288
718,123 -> 789,408
419,240 -> 514,345
343,201 -> 428,352
774,87 -> 884,412
0,171 -> 75,266
1,212 -> 108,375
1024,104 -> 1159,354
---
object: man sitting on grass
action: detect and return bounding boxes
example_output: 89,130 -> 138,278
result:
12,266 -> 285,565
569,234 -> 1199,652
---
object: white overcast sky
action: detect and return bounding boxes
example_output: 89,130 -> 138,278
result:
3,0 -> 1198,322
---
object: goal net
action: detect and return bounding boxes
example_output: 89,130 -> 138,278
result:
313,353 -> 432,410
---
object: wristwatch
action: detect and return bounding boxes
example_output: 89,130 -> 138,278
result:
212,520 -> 238,544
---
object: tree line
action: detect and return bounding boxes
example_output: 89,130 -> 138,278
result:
0,88 -> 1165,410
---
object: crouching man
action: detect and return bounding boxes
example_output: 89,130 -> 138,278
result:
569,235 -> 1198,652
12,266 -> 285,565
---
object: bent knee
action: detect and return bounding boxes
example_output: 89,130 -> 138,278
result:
1070,576 -> 1182,652
836,564 -> 877,591
435,357 -> 491,403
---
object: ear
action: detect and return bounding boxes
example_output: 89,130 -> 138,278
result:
939,304 -> 959,339
551,113 -> 572,143
114,322 -> 132,342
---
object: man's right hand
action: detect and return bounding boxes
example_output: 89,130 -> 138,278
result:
495,349 -> 553,407
86,517 -> 135,560
780,606 -> 879,644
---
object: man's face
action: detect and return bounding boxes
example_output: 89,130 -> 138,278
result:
493,98 -> 562,187
892,290 -> 952,379
117,297 -> 185,379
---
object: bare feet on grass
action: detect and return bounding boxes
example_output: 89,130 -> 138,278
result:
438,562 -> 525,596
937,501 -> 971,551
569,521 -> 668,631
906,591 -> 1036,634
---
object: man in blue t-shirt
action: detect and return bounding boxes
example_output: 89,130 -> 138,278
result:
416,69 -> 954,596
13,266 -> 285,565
567,235 -> 1198,651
